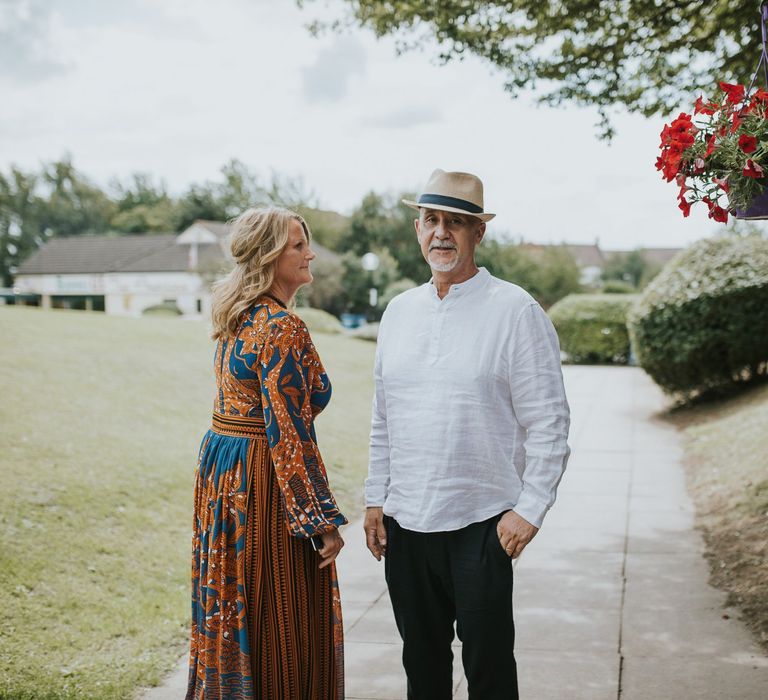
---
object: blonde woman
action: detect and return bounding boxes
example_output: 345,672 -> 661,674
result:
186,207 -> 347,699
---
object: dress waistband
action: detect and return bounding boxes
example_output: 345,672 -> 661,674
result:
211,412 -> 267,438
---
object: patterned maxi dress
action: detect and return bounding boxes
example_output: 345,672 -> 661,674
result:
187,297 -> 348,699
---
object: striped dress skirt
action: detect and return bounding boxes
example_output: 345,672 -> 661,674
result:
186,413 -> 344,699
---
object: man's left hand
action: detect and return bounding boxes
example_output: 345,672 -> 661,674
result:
497,510 -> 539,559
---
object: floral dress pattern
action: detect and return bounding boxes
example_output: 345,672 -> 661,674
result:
186,298 -> 347,699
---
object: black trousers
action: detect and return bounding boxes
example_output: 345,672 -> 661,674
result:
384,514 -> 519,700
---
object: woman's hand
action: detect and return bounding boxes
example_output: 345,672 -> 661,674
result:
316,528 -> 344,569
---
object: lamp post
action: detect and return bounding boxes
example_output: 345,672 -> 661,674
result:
361,252 -> 380,320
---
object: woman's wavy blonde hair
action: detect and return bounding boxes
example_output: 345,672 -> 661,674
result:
210,206 -> 311,339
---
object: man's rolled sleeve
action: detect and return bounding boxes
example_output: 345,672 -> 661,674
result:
508,302 -> 571,529
365,339 -> 390,506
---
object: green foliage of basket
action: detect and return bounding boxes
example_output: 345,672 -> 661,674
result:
628,236 -> 768,397
548,294 -> 639,364
294,306 -> 343,334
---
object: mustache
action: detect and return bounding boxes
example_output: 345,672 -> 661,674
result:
429,243 -> 456,251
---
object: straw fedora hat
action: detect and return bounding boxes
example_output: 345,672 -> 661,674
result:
402,169 -> 495,222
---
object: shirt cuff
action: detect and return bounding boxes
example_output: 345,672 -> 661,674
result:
364,475 -> 389,507
513,490 -> 551,529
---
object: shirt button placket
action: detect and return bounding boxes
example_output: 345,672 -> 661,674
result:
428,301 -> 445,364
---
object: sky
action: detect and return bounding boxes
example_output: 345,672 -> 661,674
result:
0,0 -> 735,250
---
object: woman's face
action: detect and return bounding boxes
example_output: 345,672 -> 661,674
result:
273,219 -> 316,293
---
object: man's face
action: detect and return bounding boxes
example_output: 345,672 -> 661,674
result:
415,208 -> 485,274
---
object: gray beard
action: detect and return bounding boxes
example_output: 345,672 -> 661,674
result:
428,251 -> 459,272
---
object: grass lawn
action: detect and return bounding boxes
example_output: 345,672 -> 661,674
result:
667,381 -> 768,652
0,306 -> 374,699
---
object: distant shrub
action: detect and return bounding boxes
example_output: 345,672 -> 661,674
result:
348,322 -> 379,342
294,306 -> 342,334
601,280 -> 637,294
142,301 -> 182,316
628,236 -> 768,398
380,278 -> 417,308
548,294 -> 639,364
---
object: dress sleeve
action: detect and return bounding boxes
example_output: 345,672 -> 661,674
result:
259,316 -> 347,538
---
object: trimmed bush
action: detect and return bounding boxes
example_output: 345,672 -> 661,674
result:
628,236 -> 768,397
348,322 -> 379,342
601,279 -> 637,294
548,294 -> 638,364
142,301 -> 182,316
294,306 -> 343,334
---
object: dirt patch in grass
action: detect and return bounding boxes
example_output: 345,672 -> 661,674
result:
665,382 -> 768,651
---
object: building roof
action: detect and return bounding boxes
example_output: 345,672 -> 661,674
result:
16,233 -> 226,275
17,219 -> 341,276
522,242 -> 605,268
17,234 -> 178,274
638,247 -> 684,265
563,244 -> 605,268
192,220 -> 231,238
522,242 -> 686,270
179,220 -> 340,263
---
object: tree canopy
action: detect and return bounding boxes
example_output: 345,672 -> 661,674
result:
2,158 -> 585,310
300,0 -> 766,137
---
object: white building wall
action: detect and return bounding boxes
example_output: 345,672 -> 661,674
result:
580,265 -> 603,286
15,271 -> 211,317
103,271 -> 208,316
15,273 -> 104,295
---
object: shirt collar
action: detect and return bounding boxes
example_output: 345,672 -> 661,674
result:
428,267 -> 490,299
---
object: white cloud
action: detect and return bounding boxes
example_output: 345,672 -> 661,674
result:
361,105 -> 442,129
0,0 -> 68,82
302,35 -> 367,103
0,0 -> 724,250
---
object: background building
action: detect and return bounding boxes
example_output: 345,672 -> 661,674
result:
11,220 -> 340,317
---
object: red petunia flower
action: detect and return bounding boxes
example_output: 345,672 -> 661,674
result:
705,135 -> 717,157
752,87 -> 768,104
678,196 -> 692,217
661,156 -> 682,182
739,134 -> 758,153
743,159 -> 765,178
669,113 -> 693,135
730,112 -> 743,133
719,82 -> 746,104
710,204 -> 729,223
674,131 -> 695,148
712,176 -> 730,193
694,95 -> 718,115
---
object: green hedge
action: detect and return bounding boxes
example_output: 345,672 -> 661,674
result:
627,236 -> 768,397
601,280 -> 637,294
142,301 -> 182,316
548,294 -> 638,364
294,306 -> 343,334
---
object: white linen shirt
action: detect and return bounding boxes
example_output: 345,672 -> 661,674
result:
365,267 -> 570,532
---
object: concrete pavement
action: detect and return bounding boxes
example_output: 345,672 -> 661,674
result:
140,366 -> 768,699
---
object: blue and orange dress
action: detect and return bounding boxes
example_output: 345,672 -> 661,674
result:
186,296 -> 347,699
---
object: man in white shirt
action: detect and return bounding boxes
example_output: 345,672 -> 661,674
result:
364,169 -> 571,700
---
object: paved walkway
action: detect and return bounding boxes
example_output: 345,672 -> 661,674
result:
141,366 -> 768,699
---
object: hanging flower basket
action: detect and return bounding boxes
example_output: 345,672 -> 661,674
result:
732,181 -> 768,218
657,4 -> 768,223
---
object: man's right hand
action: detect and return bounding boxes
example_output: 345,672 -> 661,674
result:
364,506 -> 387,561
